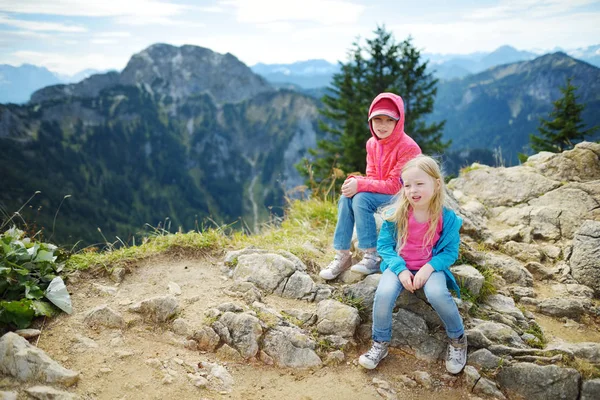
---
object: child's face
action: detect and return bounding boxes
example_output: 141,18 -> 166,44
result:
402,166 -> 439,210
371,116 -> 397,139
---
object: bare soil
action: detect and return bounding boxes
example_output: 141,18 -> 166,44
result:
3,255 -> 475,400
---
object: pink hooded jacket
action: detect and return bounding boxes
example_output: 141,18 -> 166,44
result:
349,93 -> 422,195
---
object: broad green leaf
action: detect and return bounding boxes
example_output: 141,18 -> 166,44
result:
25,281 -> 44,300
31,300 -> 58,317
0,299 -> 35,329
34,250 -> 56,263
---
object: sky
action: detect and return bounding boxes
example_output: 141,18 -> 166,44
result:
0,0 -> 599,76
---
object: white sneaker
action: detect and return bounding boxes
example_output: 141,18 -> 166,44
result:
445,334 -> 467,374
358,341 -> 389,369
319,252 -> 352,280
350,252 -> 381,275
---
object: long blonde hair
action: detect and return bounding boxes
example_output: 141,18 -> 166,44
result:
382,155 -> 445,252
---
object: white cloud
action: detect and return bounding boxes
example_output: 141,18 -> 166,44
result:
390,11 -> 600,54
222,0 -> 365,25
0,0 -> 187,17
96,31 -> 131,38
0,29 -> 51,39
115,15 -> 205,27
0,14 -> 86,32
467,0 -> 597,20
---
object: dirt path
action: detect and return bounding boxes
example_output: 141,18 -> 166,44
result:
8,255 -> 474,400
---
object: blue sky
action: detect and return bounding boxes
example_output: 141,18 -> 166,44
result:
1,0 -> 599,76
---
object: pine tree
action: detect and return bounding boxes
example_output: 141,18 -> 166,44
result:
300,26 -> 448,188
530,77 -> 597,153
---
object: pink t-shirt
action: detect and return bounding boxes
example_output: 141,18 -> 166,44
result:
400,212 -> 443,271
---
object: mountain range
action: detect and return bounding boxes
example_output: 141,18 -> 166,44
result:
0,44 -> 321,246
1,43 -> 599,246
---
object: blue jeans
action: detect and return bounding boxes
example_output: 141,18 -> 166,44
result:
372,268 -> 464,342
333,192 -> 393,251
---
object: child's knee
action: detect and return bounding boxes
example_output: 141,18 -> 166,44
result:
424,285 -> 450,305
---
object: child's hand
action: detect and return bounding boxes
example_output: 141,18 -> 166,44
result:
398,270 -> 415,293
413,264 -> 434,290
341,178 -> 358,197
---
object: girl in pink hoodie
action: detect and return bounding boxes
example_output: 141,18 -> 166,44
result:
319,93 -> 422,280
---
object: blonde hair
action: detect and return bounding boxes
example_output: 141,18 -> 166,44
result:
382,155 -> 445,252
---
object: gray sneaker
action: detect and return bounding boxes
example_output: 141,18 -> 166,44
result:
358,341 -> 389,369
350,251 -> 381,275
445,334 -> 467,374
319,252 -> 352,280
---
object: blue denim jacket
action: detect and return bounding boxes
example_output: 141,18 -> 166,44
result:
377,207 -> 463,297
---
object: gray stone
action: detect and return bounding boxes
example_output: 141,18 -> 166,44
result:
527,142 -> 600,183
468,348 -> 504,370
481,253 -> 533,287
83,304 -> 124,328
171,318 -> 191,336
467,321 -> 526,348
232,253 -> 296,293
450,264 -> 484,296
25,386 -> 78,400
324,350 -> 345,365
412,371 -> 433,389
484,294 -> 526,322
509,286 -> 535,300
502,241 -> 543,263
217,302 -> 244,313
524,261 -> 554,280
570,220 -> 600,295
280,271 -> 315,300
546,342 -> 600,364
343,274 -> 380,318
129,295 -> 179,323
190,325 -> 220,351
167,281 -> 182,296
0,332 -> 79,386
581,379 -> 600,400
537,297 -> 591,320
391,308 -> 446,361
316,299 -> 360,338
474,377 -> 506,399
0,392 -> 17,400
261,326 -> 321,368
91,283 -> 118,296
14,329 -> 41,339
497,363 -> 580,400
463,365 -> 480,389
218,312 -> 263,359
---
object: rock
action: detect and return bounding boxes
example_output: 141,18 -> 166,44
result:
316,299 -> 360,338
397,374 -> 418,388
25,386 -> 78,400
261,326 -> 321,368
537,297 -> 591,320
343,274 -> 380,316
484,294 -> 527,322
187,373 -> 209,388
450,265 -> 484,296
129,295 -> 179,323
474,377 -> 506,399
570,220 -> 600,295
551,283 -> 595,299
527,142 -> 600,183
14,329 -> 41,339
496,363 -> 580,400
501,241 -> 542,263
546,342 -> 600,364
218,312 -> 262,358
83,304 -> 124,328
0,332 -> 79,386
279,271 -> 315,300
467,321 -> 526,348
509,286 -> 535,300
463,365 -> 480,389
225,281 -> 262,304
324,350 -> 345,365
524,261 -> 553,280
449,164 -> 560,207
468,348 -> 504,370
190,325 -> 220,352
167,282 -> 182,296
481,253 -> 533,287
110,267 -> 126,283
581,378 -> 600,400
391,308 -> 446,361
232,253 -> 297,293
0,392 -> 17,400
91,283 -> 118,296
171,318 -> 191,336
281,309 -> 316,326
413,371 -> 432,389
200,361 -> 234,392
217,302 -> 244,313
216,344 -> 243,361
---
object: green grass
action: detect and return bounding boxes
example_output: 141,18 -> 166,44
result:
65,198 -> 338,276
523,323 -> 547,349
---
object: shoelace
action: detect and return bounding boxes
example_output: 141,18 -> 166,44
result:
366,342 -> 386,360
328,254 -> 349,272
447,344 -> 465,362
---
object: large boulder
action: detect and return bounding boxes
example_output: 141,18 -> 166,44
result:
0,332 -> 79,386
218,312 -> 263,359
496,363 -> 580,400
526,141 -> 600,183
570,220 -> 600,296
261,326 -> 321,368
316,300 -> 360,338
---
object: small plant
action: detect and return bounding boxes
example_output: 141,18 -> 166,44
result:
523,323 -> 547,349
0,227 -> 72,330
281,311 -> 304,328
334,292 -> 367,321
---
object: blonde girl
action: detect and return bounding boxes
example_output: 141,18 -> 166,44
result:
358,155 -> 467,374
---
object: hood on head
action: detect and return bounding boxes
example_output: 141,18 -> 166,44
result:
368,92 -> 405,142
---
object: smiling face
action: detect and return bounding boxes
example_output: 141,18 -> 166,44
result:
370,116 -> 397,139
401,166 -> 439,211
